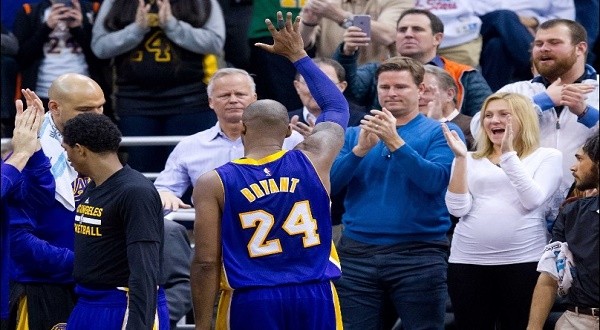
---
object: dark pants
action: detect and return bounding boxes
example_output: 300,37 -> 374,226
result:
8,282 -> 76,330
335,237 -> 448,330
217,0 -> 252,70
479,10 -> 534,91
248,37 -> 302,111
448,262 -> 539,330
118,111 -> 217,173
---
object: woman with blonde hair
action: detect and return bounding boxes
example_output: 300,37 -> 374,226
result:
442,92 -> 563,329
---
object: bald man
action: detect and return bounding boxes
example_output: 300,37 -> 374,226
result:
8,73 -> 105,330
191,12 -> 349,330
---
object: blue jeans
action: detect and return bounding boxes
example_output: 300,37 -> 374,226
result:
334,237 -> 448,330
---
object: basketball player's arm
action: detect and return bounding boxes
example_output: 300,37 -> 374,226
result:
124,185 -> 162,330
191,170 -> 223,330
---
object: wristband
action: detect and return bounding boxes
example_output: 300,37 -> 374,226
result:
578,106 -> 589,118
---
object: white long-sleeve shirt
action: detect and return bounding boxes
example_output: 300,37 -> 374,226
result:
446,148 -> 562,265
415,0 -> 481,48
470,0 -> 575,22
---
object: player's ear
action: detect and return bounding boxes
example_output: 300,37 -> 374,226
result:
241,122 -> 247,135
286,124 -> 292,138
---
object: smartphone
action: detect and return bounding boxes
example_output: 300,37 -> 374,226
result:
353,15 -> 371,38
54,0 -> 73,7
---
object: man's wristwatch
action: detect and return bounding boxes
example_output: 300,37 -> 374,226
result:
340,15 -> 354,29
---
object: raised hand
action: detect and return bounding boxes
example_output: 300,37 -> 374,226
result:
426,85 -> 444,120
342,26 -> 370,56
65,0 -> 83,28
11,97 -> 43,160
306,0 -> 344,21
301,2 -> 322,24
254,12 -> 307,62
135,0 -> 151,29
442,123 -> 467,158
157,0 -> 174,28
500,115 -> 515,154
46,2 -> 71,29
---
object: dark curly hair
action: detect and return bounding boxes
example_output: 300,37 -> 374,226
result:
583,131 -> 599,166
63,113 -> 122,153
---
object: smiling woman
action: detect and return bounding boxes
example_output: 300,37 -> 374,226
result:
442,92 -> 564,329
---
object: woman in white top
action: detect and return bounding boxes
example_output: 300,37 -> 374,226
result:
442,92 -> 563,329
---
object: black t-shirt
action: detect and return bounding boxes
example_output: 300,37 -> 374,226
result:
73,165 -> 163,287
552,196 -> 599,308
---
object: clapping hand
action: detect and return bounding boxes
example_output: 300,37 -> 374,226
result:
11,89 -> 45,161
562,83 -> 596,116
157,0 -> 174,28
442,123 -> 467,158
135,0 -> 151,29
500,115 -> 514,154
426,85 -> 444,120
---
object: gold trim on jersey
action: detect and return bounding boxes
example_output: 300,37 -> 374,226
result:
331,282 -> 343,329
216,290 -> 233,329
232,150 -> 287,165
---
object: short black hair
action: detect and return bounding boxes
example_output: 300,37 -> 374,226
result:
397,8 -> 444,34
583,131 -> 599,165
63,113 -> 121,153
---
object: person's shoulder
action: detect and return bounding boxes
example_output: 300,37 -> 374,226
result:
560,195 -> 599,215
119,167 -> 156,188
440,56 -> 475,73
177,126 -> 219,146
535,147 -> 562,157
498,79 -> 543,93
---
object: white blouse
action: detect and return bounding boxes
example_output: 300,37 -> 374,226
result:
446,147 -> 563,265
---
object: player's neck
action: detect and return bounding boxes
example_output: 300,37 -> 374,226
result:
244,145 -> 283,160
89,154 -> 123,186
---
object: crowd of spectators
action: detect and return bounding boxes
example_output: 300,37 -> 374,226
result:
1,0 -> 598,329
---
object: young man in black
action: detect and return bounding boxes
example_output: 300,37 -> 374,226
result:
528,132 -> 599,329
61,113 -> 168,330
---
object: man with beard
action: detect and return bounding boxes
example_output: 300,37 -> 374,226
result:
470,19 -> 598,221
527,132 -> 599,330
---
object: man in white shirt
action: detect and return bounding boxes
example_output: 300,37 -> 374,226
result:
154,68 -> 304,212
470,19 -> 598,221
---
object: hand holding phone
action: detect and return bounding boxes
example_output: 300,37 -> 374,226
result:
54,0 -> 73,7
353,15 -> 371,38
